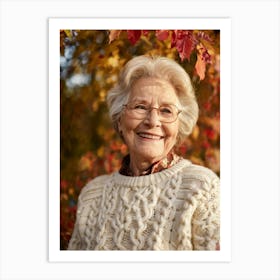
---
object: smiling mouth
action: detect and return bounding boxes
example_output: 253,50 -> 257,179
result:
137,132 -> 164,140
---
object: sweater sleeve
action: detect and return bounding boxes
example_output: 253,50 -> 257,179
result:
191,175 -> 220,250
67,187 -> 85,250
67,174 -> 109,250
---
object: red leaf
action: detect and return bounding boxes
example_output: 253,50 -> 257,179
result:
155,30 -> 169,41
60,180 -> 68,190
127,30 -> 141,45
171,30 -> 194,61
202,140 -> 210,149
171,31 -> 177,48
203,101 -> 211,111
196,31 -> 213,43
205,128 -> 216,140
109,30 -> 121,43
142,30 -> 150,36
195,52 -> 206,80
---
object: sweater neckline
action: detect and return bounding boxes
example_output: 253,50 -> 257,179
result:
113,159 -> 191,187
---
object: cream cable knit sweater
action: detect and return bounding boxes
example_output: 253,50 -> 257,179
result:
68,159 -> 220,250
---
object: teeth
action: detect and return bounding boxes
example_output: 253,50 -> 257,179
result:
138,133 -> 162,140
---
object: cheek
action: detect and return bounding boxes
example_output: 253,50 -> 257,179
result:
161,127 -> 178,153
119,118 -> 137,139
165,123 -> 179,142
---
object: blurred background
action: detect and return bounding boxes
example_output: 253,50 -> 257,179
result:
60,30 -> 220,250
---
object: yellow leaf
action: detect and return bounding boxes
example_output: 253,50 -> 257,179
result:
64,30 -> 72,38
191,125 -> 200,140
97,146 -> 104,157
107,56 -> 119,68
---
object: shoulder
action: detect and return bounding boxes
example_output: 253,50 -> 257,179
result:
181,160 -> 219,181
78,174 -> 111,205
179,160 -> 220,191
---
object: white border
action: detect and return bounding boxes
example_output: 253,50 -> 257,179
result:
49,18 -> 231,262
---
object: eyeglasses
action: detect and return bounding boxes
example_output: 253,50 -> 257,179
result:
123,102 -> 181,123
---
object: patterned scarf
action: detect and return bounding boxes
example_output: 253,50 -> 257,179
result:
119,150 -> 182,176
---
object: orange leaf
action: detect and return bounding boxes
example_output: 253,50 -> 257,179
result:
195,53 -> 206,80
109,30 -> 121,43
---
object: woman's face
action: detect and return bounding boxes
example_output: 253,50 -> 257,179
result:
118,77 -> 180,165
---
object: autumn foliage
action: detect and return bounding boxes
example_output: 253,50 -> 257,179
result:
60,30 -> 220,249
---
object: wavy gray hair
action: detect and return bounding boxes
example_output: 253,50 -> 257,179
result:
106,55 -> 199,145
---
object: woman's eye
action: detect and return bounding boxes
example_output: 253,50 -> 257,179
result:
134,104 -> 148,110
160,107 -> 172,114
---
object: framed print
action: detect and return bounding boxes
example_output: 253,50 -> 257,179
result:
1,0 -> 279,279
49,17 -> 231,262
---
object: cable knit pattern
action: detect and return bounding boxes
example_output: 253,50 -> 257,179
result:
68,159 -> 220,250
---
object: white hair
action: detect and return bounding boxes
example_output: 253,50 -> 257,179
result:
106,55 -> 199,145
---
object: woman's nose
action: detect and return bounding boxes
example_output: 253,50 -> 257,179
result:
143,108 -> 161,127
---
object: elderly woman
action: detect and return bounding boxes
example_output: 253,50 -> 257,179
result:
68,55 -> 220,250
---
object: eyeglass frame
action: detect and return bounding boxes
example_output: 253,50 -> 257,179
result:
122,103 -> 182,123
